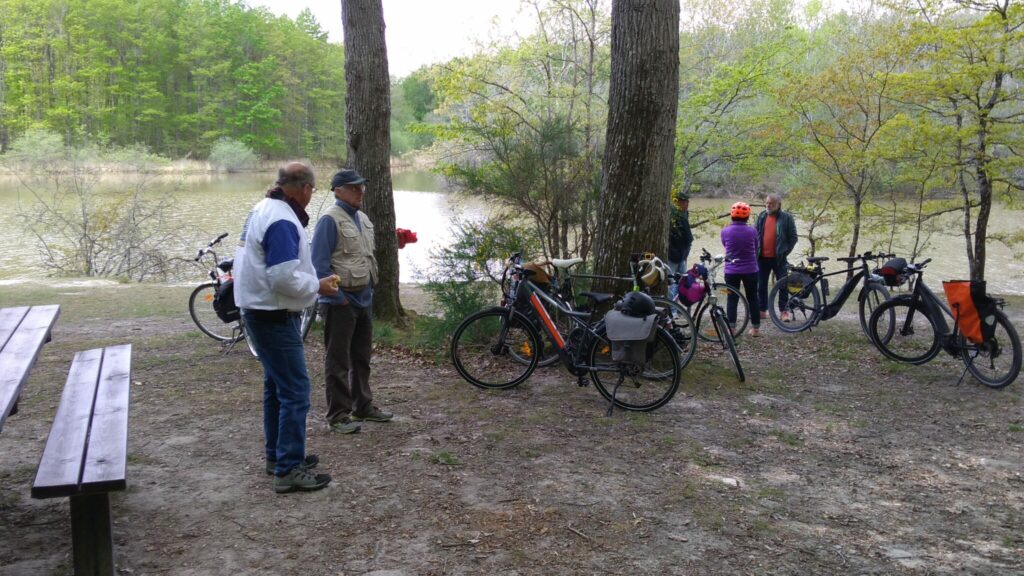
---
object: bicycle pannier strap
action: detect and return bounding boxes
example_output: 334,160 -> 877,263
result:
942,280 -> 996,344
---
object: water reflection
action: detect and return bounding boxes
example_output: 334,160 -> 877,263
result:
0,173 -> 1021,294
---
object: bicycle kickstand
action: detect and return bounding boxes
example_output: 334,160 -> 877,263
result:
606,374 -> 625,417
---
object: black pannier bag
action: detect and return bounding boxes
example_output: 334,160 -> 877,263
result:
879,258 -> 908,287
603,309 -> 658,365
213,279 -> 241,323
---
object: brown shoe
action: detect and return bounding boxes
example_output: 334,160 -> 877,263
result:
749,328 -> 760,338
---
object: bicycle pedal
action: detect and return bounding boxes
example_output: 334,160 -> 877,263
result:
577,376 -> 589,387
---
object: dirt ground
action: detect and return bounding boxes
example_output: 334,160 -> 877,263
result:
0,282 -> 1022,575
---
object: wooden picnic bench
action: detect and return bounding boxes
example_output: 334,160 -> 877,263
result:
32,344 -> 132,576
0,305 -> 61,432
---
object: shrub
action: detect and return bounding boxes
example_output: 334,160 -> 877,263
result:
5,128 -> 66,166
208,138 -> 257,172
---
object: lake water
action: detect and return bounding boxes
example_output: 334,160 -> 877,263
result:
0,171 -> 1022,294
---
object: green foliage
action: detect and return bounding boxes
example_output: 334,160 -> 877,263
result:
0,0 -> 346,160
5,128 -> 66,165
208,138 -> 258,172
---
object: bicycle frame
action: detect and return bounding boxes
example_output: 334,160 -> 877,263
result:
508,276 -> 607,376
793,256 -> 889,323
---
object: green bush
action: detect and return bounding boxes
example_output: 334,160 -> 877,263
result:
4,128 -> 66,166
208,138 -> 257,172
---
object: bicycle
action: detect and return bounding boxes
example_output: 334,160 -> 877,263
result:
450,253 -> 683,412
688,250 -> 745,381
628,254 -> 698,371
867,259 -> 1021,388
188,233 -> 257,357
767,251 -> 895,338
680,248 -> 750,343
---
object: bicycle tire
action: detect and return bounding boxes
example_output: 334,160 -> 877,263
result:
695,284 -> 749,342
189,282 -> 236,341
451,307 -> 540,389
241,317 -> 259,359
768,273 -> 820,333
652,297 -> 697,371
868,296 -> 941,365
587,325 -> 681,412
960,308 -> 1021,389
712,307 -> 745,382
859,283 -> 892,341
300,303 -> 318,342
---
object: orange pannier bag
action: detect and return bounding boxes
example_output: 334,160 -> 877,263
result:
942,280 -> 994,344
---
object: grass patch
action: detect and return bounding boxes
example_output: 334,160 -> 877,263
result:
771,430 -> 803,447
431,451 -> 460,466
1009,424 -> 1023,433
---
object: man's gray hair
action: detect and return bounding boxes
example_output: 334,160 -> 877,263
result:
766,193 -> 783,205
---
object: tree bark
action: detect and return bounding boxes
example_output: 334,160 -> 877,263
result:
341,0 -> 405,321
592,0 -> 679,283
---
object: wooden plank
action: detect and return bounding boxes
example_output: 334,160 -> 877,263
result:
70,493 -> 115,576
0,306 -> 29,350
0,305 -> 61,430
31,348 -> 104,499
80,344 -> 131,493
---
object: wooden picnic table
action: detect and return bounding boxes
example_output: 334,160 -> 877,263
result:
0,305 -> 61,432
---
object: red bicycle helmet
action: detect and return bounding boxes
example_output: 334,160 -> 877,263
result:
730,202 -> 751,219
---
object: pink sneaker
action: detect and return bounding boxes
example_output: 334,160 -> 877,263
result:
780,311 -> 792,322
749,328 -> 760,337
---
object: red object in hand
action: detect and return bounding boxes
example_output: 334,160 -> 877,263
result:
396,228 -> 418,249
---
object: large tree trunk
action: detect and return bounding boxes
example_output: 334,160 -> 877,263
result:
592,0 -> 679,283
341,0 -> 404,321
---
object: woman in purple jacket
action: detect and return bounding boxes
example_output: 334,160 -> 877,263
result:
720,202 -> 761,336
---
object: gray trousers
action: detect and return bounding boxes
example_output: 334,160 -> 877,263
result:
322,303 -> 373,423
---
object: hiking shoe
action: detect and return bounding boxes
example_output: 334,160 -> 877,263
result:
749,328 -> 761,338
352,406 -> 394,422
265,454 -> 319,476
329,417 -> 362,434
780,311 -> 792,322
759,311 -> 768,320
273,467 -> 331,494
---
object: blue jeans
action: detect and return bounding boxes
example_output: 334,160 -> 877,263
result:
757,257 -> 789,313
242,310 -> 310,476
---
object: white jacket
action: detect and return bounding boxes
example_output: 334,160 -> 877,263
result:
234,198 -> 318,311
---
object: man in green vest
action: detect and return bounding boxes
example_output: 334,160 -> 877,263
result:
311,169 -> 394,434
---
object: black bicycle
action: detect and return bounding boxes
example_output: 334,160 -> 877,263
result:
768,252 -> 895,337
188,233 -> 257,357
867,259 -> 1021,388
450,253 -> 683,412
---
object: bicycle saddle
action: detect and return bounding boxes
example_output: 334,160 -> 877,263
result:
579,292 -> 614,305
218,259 -> 234,272
807,256 -> 829,264
551,257 -> 584,269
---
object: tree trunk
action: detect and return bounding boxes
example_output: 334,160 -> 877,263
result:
341,0 -> 405,321
592,0 -> 679,285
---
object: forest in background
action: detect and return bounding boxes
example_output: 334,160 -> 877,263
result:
1,0 -> 1021,283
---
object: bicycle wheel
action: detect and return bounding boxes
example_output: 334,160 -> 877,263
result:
768,273 -> 820,333
712,307 -> 745,382
652,297 -> 697,371
960,309 -> 1022,388
588,325 -> 681,412
300,303 -> 318,342
189,282 -> 236,341
695,284 -> 749,342
451,308 -> 540,389
240,318 -> 259,358
869,297 -> 941,364
859,283 -> 892,341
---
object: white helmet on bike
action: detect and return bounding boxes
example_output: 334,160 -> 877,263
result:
639,256 -> 668,287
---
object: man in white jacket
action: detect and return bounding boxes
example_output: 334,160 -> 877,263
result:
235,162 -> 340,494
